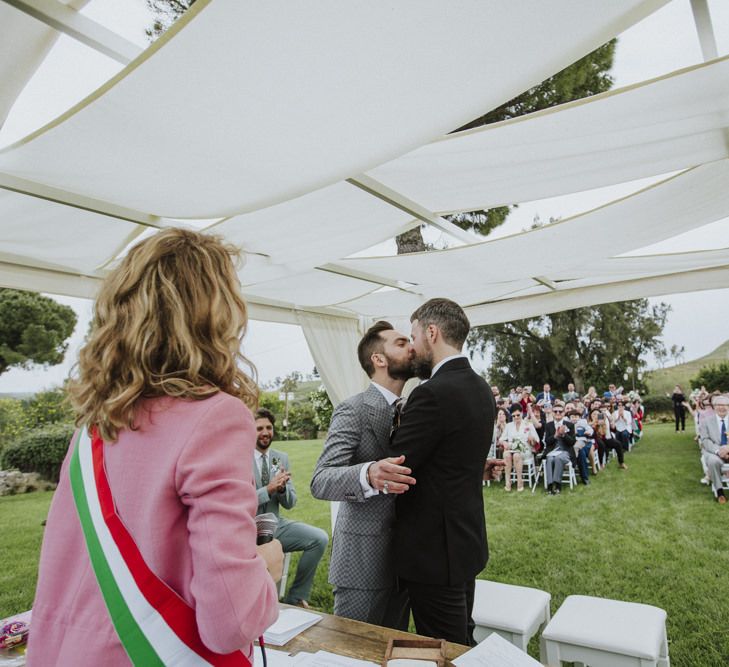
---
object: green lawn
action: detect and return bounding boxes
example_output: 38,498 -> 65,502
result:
1,424 -> 726,665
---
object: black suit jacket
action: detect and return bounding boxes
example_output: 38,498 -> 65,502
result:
543,420 -> 577,464
389,357 -> 495,586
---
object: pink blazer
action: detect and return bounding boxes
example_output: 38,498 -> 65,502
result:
27,392 -> 279,666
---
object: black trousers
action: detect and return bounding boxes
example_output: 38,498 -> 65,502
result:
674,404 -> 685,431
400,578 -> 476,646
603,437 -> 624,464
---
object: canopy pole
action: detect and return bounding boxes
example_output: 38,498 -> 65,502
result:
690,0 -> 718,61
2,0 -> 142,64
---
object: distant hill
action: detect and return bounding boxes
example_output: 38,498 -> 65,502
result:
645,339 -> 729,396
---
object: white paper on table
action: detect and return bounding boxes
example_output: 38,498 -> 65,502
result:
254,647 -> 297,666
452,632 -> 541,666
292,650 -> 379,667
263,608 -> 322,646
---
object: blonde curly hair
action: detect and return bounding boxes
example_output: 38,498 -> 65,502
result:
68,228 -> 258,441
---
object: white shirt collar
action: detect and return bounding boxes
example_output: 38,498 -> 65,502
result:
371,381 -> 401,406
718,414 -> 728,426
254,448 -> 269,462
431,353 -> 467,378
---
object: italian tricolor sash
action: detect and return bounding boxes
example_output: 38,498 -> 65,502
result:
69,427 -> 252,666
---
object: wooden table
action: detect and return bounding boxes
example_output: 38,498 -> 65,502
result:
0,607 -> 471,666
276,604 -> 470,666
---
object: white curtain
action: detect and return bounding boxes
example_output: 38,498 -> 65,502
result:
297,312 -> 369,407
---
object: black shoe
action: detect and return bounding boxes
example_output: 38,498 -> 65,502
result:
581,478 -> 590,485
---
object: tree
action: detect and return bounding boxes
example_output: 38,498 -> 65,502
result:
469,299 -> 669,393
0,289 -> 77,376
691,361 -> 729,393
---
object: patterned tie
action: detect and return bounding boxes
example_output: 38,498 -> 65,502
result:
260,453 -> 269,486
390,398 -> 405,440
721,419 -> 727,446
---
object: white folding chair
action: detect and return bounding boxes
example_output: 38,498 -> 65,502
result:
277,552 -> 292,600
509,457 -> 537,490
534,458 -> 576,492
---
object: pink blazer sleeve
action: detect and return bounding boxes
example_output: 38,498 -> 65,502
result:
175,396 -> 279,654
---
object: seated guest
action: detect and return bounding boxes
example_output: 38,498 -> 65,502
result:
612,402 -> 634,451
26,229 -> 281,666
563,382 -> 580,403
543,405 -> 576,494
500,406 -> 539,491
254,408 -> 328,607
518,386 -> 536,414
590,409 -> 628,470
486,408 -> 510,483
536,383 -> 555,404
698,395 -> 729,504
568,409 -> 594,484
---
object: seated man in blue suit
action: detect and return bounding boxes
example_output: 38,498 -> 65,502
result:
254,408 -> 328,607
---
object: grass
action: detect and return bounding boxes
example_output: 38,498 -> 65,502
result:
2,425 -> 727,665
645,338 -> 729,395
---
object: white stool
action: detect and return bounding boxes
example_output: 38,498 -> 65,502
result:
541,595 -> 669,667
472,580 -> 551,652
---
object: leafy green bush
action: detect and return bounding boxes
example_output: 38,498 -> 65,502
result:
0,398 -> 25,452
641,394 -> 673,416
259,390 -> 284,417
691,361 -> 729,393
1,423 -> 75,482
310,386 -> 333,431
287,401 -> 318,439
21,387 -> 74,429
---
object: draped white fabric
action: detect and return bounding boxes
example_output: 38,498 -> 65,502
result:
0,0 -> 728,363
0,0 -> 89,128
368,54 -> 729,214
0,0 -> 667,218
297,312 -> 368,407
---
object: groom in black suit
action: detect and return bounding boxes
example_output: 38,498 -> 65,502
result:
390,298 -> 495,646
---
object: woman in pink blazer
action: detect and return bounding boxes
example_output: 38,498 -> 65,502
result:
27,229 -> 281,666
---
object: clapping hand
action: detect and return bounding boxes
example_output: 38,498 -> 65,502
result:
267,470 -> 291,494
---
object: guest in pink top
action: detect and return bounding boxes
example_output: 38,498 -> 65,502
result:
27,229 -> 281,666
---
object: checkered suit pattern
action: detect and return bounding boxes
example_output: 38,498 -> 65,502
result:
311,384 -> 399,593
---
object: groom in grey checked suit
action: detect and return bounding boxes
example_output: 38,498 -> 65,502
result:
311,321 -> 416,628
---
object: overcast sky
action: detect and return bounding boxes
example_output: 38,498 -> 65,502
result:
1,0 -> 728,393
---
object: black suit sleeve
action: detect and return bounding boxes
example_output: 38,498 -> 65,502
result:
388,383 -> 441,473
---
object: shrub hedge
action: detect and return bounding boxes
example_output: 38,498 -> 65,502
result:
641,394 -> 673,415
0,423 -> 74,482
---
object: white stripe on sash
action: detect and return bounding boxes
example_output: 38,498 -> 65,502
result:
78,429 -> 213,667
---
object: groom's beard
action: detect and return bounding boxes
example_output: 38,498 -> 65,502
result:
411,341 -> 434,380
386,353 -> 414,381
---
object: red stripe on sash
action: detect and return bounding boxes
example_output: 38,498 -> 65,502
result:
90,429 -> 251,667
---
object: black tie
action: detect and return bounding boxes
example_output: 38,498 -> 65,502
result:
260,453 -> 269,486
390,398 -> 404,440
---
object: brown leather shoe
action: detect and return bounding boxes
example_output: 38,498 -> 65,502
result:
718,495 -> 727,505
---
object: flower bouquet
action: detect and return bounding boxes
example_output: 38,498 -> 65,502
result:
510,435 -> 529,454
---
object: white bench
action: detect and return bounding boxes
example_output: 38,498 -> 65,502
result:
541,595 -> 669,666
472,579 -> 551,651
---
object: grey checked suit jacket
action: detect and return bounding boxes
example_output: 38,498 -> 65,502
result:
699,416 -> 726,456
310,384 -> 398,590
254,448 -> 297,517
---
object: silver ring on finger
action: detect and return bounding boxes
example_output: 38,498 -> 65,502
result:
383,481 -> 389,494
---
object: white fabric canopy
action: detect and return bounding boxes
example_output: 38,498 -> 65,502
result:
298,312 -> 368,407
368,54 -> 729,213
0,0 -> 667,218
3,0 -> 729,405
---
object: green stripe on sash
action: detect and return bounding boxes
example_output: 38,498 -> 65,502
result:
69,432 -> 164,667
